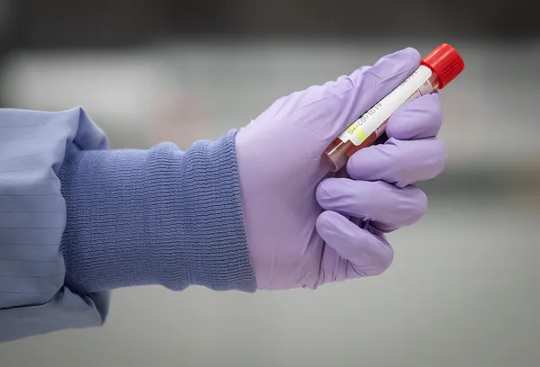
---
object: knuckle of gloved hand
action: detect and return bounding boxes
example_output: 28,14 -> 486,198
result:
383,138 -> 411,186
349,139 -> 401,182
337,74 -> 357,92
428,96 -> 443,132
315,179 -> 336,207
389,138 -> 448,187
315,179 -> 360,211
419,139 -> 448,182
379,184 -> 427,226
396,187 -> 428,225
432,139 -> 448,175
420,93 -> 442,121
387,95 -> 442,139
354,64 -> 381,86
365,245 -> 394,276
410,96 -> 443,138
315,210 -> 341,240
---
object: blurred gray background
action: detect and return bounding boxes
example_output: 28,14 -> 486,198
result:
0,0 -> 539,366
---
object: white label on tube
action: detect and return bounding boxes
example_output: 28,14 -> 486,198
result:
339,65 -> 433,146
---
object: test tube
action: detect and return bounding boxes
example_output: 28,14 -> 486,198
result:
324,43 -> 465,172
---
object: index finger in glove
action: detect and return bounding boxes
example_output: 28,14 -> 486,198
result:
386,93 -> 442,140
346,137 -> 447,188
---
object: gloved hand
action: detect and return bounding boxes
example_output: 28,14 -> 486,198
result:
236,48 -> 446,289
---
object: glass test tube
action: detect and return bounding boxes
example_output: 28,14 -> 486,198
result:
324,43 -> 465,172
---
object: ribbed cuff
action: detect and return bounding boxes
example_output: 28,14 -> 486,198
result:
60,131 -> 256,293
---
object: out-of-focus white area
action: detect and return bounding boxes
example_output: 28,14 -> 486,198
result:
0,39 -> 539,367
1,197 -> 538,367
2,40 -> 540,172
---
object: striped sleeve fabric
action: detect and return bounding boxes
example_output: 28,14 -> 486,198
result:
0,107 -> 110,342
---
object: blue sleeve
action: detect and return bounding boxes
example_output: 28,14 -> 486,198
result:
0,107 -> 255,342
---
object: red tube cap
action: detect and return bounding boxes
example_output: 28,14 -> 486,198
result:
421,43 -> 464,89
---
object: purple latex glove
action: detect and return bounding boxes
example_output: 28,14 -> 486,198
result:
236,48 -> 446,289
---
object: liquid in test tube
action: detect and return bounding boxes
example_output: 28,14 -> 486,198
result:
324,43 -> 465,172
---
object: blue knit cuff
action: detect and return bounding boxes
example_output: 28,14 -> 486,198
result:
60,131 -> 256,293
146,132 -> 256,291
